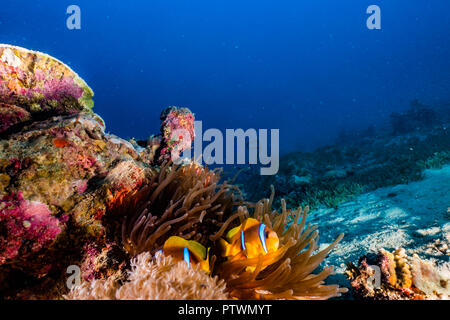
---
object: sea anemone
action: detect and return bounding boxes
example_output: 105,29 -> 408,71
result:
65,252 -> 229,300
71,178 -> 346,300
212,186 -> 347,300
121,161 -> 239,256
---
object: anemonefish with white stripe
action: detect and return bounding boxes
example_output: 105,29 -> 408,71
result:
161,236 -> 211,274
219,218 -> 280,269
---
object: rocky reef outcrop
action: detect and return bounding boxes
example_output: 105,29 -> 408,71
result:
0,45 -> 149,298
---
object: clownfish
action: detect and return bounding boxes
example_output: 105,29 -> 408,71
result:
219,218 -> 280,263
161,236 -> 211,274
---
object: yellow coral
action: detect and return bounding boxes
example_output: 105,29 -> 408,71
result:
379,248 -> 398,287
393,248 -> 412,289
380,248 -> 416,291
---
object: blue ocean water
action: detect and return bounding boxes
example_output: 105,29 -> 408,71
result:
1,0 -> 449,154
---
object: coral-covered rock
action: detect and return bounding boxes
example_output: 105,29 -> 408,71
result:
155,106 -> 195,163
138,135 -> 162,165
0,44 -> 94,134
0,112 -> 151,298
79,241 -> 128,282
133,106 -> 195,165
0,112 -> 145,207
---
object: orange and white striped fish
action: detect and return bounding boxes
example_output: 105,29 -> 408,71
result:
161,236 -> 211,274
219,218 -> 279,261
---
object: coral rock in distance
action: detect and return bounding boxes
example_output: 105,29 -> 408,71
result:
155,106 -> 195,164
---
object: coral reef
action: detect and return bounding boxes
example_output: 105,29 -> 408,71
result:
65,252 -> 229,300
346,248 -> 449,300
78,241 -> 129,282
0,45 -> 149,298
0,43 -> 376,301
0,102 -> 31,134
424,238 -> 449,256
128,106 -> 195,166
144,106 -> 195,164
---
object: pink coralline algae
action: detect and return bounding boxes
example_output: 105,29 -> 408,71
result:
156,106 -> 195,163
0,192 -> 62,265
41,77 -> 84,102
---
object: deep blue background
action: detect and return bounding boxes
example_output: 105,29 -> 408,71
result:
1,1 -> 449,153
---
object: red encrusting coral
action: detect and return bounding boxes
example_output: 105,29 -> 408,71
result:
0,192 -> 63,265
52,138 -> 70,148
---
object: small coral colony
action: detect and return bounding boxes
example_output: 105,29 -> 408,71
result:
0,45 -> 447,300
